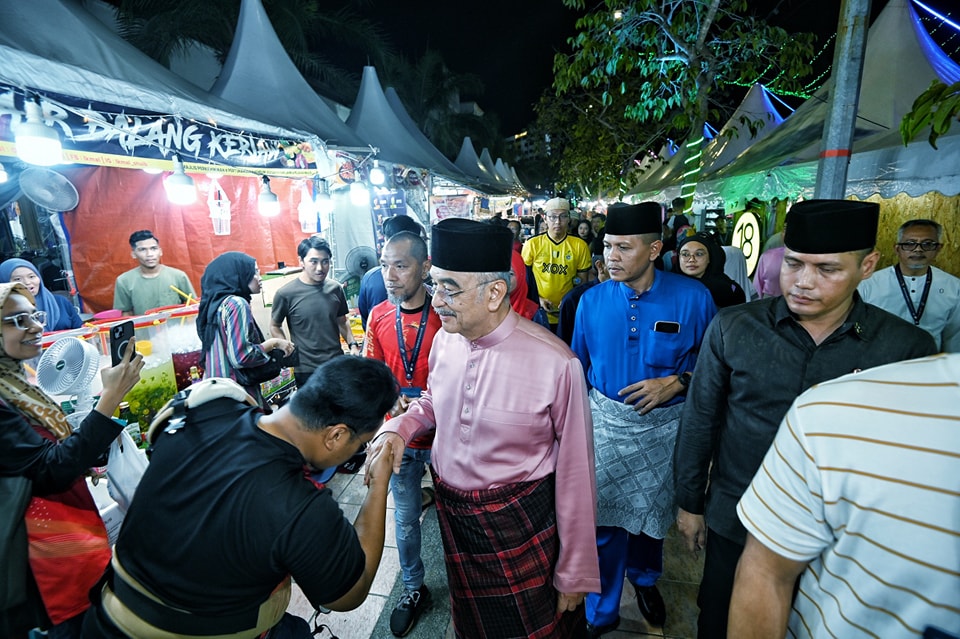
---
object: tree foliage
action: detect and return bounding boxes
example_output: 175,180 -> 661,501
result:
901,79 -> 960,149
549,0 -> 816,199
530,85 -> 672,198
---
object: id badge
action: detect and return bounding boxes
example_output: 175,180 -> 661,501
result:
400,387 -> 423,398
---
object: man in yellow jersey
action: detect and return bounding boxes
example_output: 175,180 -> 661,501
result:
522,197 -> 592,331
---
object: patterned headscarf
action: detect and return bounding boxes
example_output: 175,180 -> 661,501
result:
0,282 -> 72,440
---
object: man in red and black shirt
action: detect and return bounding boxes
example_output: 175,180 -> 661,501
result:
363,230 -> 442,637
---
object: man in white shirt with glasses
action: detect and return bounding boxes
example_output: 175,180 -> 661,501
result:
859,218 -> 960,351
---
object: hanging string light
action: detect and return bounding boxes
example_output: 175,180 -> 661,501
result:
313,175 -> 334,215
258,175 -> 280,216
164,155 -> 197,205
368,159 -> 385,186
15,95 -> 63,166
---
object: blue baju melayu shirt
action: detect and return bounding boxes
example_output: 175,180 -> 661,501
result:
571,272 -> 717,407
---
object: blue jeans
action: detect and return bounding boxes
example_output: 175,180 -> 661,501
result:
390,447 -> 431,592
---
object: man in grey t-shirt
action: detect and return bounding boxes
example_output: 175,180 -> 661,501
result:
270,237 -> 356,387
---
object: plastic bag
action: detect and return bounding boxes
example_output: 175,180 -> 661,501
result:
106,429 -> 149,513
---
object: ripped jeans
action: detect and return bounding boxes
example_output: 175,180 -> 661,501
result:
390,446 -> 432,592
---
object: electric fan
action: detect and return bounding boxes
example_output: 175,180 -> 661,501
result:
36,337 -> 101,430
19,167 -> 80,211
345,245 -> 378,278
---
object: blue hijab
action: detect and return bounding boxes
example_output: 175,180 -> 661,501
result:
0,258 -> 62,330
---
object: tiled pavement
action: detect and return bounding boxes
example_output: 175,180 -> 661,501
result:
287,471 -> 705,639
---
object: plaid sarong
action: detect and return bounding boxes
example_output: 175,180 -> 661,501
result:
434,473 -> 586,639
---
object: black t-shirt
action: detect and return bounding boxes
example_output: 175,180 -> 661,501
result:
116,399 -> 364,614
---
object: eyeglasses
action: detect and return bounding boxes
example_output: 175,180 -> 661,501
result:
545,215 -> 569,222
679,251 -> 708,260
424,280 -> 495,303
2,311 -> 47,330
896,240 -> 941,252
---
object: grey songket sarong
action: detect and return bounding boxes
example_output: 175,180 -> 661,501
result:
589,388 -> 682,538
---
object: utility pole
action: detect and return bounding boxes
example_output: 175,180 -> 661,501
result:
815,0 -> 872,199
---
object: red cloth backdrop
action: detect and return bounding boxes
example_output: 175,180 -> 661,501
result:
61,166 -> 312,313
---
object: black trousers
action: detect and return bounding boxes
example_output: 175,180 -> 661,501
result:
695,528 -> 744,639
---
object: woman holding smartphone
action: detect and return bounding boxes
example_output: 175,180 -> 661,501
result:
0,282 -> 142,639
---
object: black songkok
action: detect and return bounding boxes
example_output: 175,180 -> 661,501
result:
784,200 -> 879,253
430,218 -> 513,272
604,202 -> 663,236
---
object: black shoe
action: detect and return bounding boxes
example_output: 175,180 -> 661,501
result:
389,584 -> 432,637
634,584 -> 666,627
585,617 -> 620,638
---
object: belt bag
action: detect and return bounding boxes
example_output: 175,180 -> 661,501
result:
102,554 -> 290,639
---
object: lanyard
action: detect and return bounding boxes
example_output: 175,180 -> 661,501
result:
396,299 -> 430,382
894,264 -> 932,326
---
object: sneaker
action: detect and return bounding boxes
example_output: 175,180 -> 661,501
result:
389,584 -> 432,637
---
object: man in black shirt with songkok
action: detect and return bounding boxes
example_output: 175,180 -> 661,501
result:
674,200 -> 937,639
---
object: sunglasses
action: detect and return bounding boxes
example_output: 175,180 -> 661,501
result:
2,310 -> 47,330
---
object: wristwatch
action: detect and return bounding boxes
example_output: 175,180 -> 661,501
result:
678,371 -> 692,388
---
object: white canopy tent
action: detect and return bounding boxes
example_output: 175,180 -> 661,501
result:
697,0 -> 960,209
209,0 -> 367,149
0,0 -> 315,147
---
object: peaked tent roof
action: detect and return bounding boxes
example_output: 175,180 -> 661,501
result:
713,0 -> 960,181
210,0 -> 366,147
495,158 -> 528,193
383,87 -> 467,180
628,124 -> 716,199
700,84 -> 785,175
692,0 -> 960,207
0,0 -> 310,141
479,148 -> 513,190
494,158 -> 513,183
347,66 -> 471,180
455,137 -> 507,193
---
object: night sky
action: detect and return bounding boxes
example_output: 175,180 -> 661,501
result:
367,0 -> 959,135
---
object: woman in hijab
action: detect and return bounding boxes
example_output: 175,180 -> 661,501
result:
196,252 -> 294,405
672,232 -> 747,308
0,282 -> 143,639
0,259 -> 82,332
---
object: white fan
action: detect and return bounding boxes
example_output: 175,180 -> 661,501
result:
36,337 -> 101,430
345,245 -> 378,278
19,167 -> 80,211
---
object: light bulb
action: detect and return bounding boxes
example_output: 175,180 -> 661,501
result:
164,156 -> 196,205
349,181 -> 369,206
15,99 -> 63,166
369,160 -> 385,186
259,176 -> 280,216
313,176 -> 333,212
